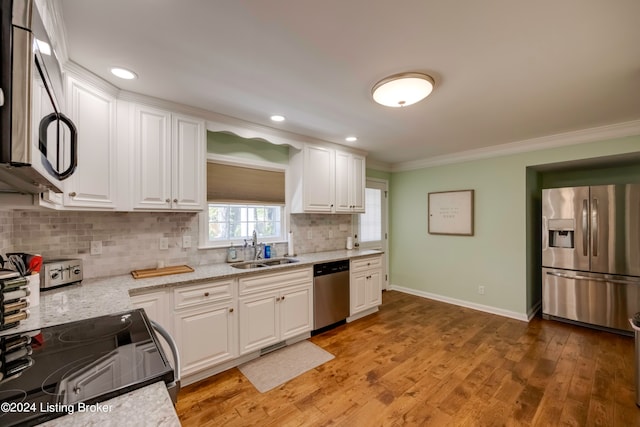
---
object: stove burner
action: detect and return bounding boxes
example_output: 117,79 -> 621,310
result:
58,315 -> 133,343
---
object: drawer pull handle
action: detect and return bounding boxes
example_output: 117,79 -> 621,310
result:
204,292 -> 210,297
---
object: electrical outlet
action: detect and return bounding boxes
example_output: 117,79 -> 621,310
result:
307,230 -> 313,239
90,240 -> 102,255
182,235 -> 191,249
478,286 -> 485,295
159,237 -> 169,250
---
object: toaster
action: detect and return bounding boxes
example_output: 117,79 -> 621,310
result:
41,259 -> 83,290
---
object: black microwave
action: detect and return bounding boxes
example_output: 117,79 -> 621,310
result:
0,0 -> 77,194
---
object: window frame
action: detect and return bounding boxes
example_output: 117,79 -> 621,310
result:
199,154 -> 289,249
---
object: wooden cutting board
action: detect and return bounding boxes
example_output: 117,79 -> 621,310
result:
131,265 -> 194,279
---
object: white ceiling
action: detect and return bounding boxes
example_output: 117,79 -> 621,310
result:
59,0 -> 640,166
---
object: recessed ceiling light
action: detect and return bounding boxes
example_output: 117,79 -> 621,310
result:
110,67 -> 138,80
270,115 -> 285,122
345,136 -> 358,142
372,72 -> 434,107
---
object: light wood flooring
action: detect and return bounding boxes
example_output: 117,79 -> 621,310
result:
176,290 -> 640,426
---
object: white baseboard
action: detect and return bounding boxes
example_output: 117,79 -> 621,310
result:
527,300 -> 542,321
389,284 -> 530,322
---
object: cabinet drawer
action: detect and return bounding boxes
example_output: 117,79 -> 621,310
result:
351,256 -> 382,273
174,279 -> 234,310
239,267 -> 312,296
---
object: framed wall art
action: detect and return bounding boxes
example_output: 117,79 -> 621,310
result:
428,189 -> 474,236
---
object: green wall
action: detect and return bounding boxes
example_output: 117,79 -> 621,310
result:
207,131 -> 289,164
366,168 -> 391,181
389,135 -> 640,318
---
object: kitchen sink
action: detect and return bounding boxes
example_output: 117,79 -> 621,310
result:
230,257 -> 299,269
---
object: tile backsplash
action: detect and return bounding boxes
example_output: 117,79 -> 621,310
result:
0,210 -> 352,279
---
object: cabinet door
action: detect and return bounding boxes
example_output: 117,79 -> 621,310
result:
133,105 -> 172,209
239,292 -> 279,354
130,291 -> 171,329
280,285 -> 312,340
335,151 -> 366,213
334,150 -> 351,212
366,270 -> 383,308
172,114 -> 205,210
130,291 -> 173,365
350,272 -> 367,315
303,145 -> 334,212
350,154 -> 366,213
64,76 -> 118,208
174,301 -> 237,376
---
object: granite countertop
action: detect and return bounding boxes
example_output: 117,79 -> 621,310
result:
39,382 -> 180,427
2,249 -> 381,427
8,248 -> 383,335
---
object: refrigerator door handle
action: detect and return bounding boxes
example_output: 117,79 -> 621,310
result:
582,199 -> 589,256
546,271 -> 640,286
591,198 -> 598,257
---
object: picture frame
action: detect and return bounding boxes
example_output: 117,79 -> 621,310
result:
428,189 -> 474,236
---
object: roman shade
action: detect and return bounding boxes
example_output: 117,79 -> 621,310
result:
207,162 -> 285,204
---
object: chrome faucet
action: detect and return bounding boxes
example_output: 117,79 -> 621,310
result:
251,230 -> 264,260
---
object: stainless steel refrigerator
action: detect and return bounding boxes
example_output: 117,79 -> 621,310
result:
542,184 -> 640,333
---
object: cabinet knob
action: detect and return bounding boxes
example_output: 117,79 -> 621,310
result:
173,199 -> 178,203
276,297 -> 281,302
69,192 -> 77,197
281,295 -> 285,300
204,292 -> 210,297
165,198 -> 170,203
229,307 -> 234,313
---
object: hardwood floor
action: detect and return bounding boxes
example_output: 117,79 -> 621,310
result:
176,290 -> 639,426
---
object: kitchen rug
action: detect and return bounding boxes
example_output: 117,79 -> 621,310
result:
238,340 -> 334,393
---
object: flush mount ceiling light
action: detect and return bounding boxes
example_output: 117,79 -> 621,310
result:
270,115 -> 286,122
372,72 -> 434,107
345,136 -> 358,142
110,67 -> 138,80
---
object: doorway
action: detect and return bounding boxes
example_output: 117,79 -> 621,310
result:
355,178 -> 389,289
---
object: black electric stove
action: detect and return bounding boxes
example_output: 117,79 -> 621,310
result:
0,309 -> 174,426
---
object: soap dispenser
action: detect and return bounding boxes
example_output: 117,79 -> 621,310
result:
227,243 -> 238,263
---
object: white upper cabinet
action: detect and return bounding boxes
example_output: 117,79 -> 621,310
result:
132,105 -> 205,211
334,150 -> 365,213
289,144 -> 365,214
172,114 -> 206,210
64,75 -> 118,209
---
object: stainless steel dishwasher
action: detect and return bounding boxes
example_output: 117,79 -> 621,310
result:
313,259 -> 350,331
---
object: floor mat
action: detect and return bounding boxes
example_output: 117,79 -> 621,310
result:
238,340 -> 334,393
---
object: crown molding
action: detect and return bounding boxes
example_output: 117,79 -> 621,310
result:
391,119 -> 640,172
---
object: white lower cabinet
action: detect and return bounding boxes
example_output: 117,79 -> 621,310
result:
131,279 -> 238,379
350,255 -> 383,316
173,299 -> 237,376
238,267 -> 313,355
130,290 -> 174,363
130,268 -> 313,382
172,279 -> 237,377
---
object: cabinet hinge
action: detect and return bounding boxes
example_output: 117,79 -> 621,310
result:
384,190 -> 388,198
385,274 -> 388,281
385,233 -> 388,240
